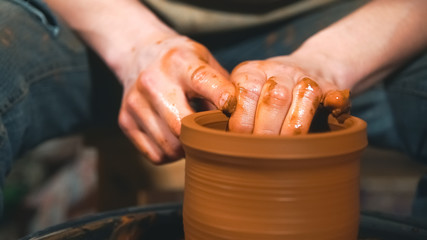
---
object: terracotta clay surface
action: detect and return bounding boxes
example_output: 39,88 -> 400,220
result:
180,110 -> 367,240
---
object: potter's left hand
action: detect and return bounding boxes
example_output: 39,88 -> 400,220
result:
228,56 -> 350,135
228,0 -> 427,135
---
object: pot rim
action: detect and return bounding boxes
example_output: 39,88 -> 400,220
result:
180,110 -> 367,159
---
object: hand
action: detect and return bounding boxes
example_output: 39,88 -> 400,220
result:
228,56 -> 350,135
116,34 -> 236,164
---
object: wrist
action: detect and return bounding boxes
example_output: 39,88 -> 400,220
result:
290,42 -> 354,91
81,2 -> 177,75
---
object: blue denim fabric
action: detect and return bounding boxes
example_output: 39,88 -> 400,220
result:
352,53 -> 427,161
10,0 -> 60,36
0,0 -> 91,217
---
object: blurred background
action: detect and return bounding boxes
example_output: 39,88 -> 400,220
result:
1,129 -> 426,239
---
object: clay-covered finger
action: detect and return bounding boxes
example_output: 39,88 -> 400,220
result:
323,89 -> 351,117
253,77 -> 292,135
228,63 -> 266,133
187,61 -> 237,114
281,77 -> 322,135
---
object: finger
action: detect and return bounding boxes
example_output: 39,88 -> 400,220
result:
281,77 -> 323,135
187,60 -> 236,114
253,77 -> 292,135
118,111 -> 164,163
323,89 -> 351,117
137,72 -> 195,136
228,62 -> 266,133
124,89 -> 184,160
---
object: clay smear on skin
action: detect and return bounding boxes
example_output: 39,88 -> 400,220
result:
160,47 -> 180,74
161,44 -> 237,114
233,79 -> 257,118
161,43 -> 209,75
283,78 -> 351,135
191,65 -> 237,114
261,77 -> 279,105
222,94 -> 237,114
284,77 -> 322,135
323,89 -> 351,117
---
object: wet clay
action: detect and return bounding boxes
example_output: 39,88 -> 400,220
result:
180,110 -> 367,240
282,77 -> 322,135
323,89 -> 351,118
221,93 -> 237,115
260,77 -> 280,106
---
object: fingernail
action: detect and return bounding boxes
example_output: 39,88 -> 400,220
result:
219,92 -> 237,115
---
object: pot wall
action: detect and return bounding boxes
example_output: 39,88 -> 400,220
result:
181,110 -> 367,240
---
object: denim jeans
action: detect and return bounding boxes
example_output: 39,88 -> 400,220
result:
1,0 -> 427,219
0,0 -> 91,216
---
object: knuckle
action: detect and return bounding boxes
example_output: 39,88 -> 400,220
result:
118,112 -> 131,132
191,41 -> 209,53
136,72 -> 153,90
294,78 -> 322,99
238,84 -> 262,102
125,93 -> 141,112
233,60 -> 259,71
263,84 -> 291,107
190,65 -> 209,86
231,61 -> 263,79
164,48 -> 185,63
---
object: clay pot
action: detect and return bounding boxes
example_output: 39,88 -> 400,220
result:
180,110 -> 367,240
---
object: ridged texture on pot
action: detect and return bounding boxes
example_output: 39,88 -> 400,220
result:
180,110 -> 367,240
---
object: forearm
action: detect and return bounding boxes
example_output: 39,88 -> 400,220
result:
292,0 -> 427,94
44,0 -> 177,79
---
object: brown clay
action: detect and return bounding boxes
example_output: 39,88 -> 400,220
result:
323,89 -> 351,118
221,93 -> 237,115
261,78 -> 279,105
161,47 -> 179,74
180,110 -> 367,240
281,77 -> 322,135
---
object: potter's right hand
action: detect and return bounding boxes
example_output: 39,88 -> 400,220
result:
116,34 -> 236,164
228,56 -> 350,135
